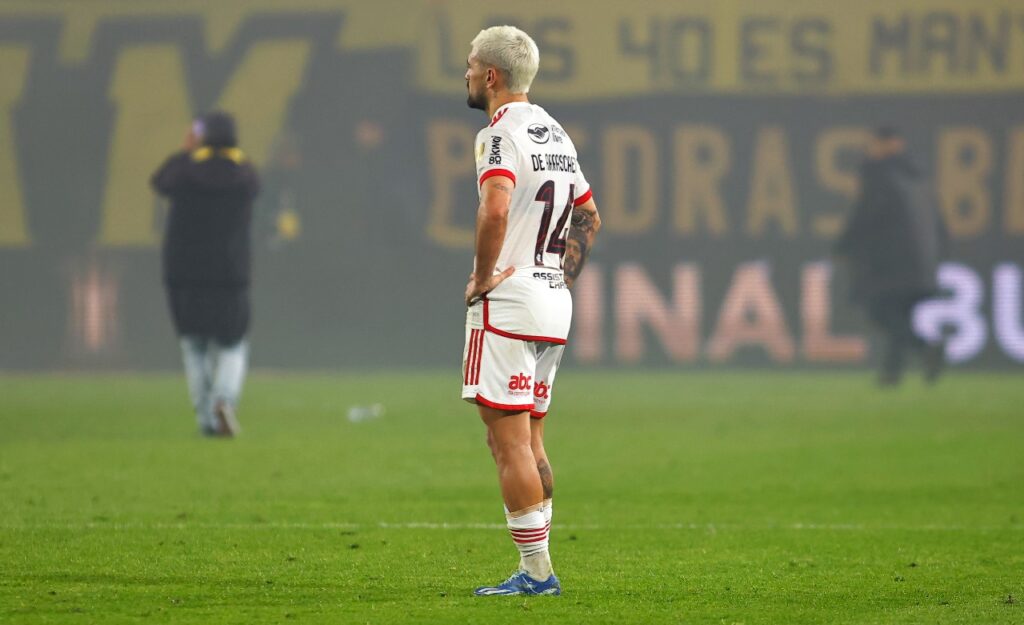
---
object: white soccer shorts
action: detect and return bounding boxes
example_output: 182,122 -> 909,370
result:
461,301 -> 565,419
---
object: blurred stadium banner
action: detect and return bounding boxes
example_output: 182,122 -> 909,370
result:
0,0 -> 1021,369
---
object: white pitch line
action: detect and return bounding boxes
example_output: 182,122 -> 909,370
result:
0,522 -> 1021,532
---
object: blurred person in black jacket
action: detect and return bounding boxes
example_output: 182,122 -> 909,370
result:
151,111 -> 260,436
835,126 -> 947,386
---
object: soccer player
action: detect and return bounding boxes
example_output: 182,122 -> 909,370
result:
461,26 -> 601,596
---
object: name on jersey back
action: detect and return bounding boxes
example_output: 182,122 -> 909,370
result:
531,153 -> 577,174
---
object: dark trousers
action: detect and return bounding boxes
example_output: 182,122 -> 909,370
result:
866,293 -> 927,381
166,286 -> 250,346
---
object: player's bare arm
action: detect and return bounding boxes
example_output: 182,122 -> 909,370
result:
465,175 -> 516,306
563,198 -> 601,288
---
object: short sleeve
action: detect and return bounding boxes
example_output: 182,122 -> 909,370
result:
573,162 -> 593,206
475,128 -> 519,188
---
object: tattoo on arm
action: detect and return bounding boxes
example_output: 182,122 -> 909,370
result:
564,206 -> 599,287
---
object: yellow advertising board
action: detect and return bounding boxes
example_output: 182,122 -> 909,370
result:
1,0 -> 1021,96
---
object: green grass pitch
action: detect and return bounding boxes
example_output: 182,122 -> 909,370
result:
1,371 -> 1022,624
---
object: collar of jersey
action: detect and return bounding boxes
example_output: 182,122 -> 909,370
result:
491,101 -> 532,121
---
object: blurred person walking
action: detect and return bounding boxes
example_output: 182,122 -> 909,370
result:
151,111 -> 260,436
835,126 -> 946,386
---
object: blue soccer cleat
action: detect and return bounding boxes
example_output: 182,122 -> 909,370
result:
473,570 -> 562,596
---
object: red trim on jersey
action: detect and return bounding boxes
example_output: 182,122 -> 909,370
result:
489,106 -> 509,127
479,169 -> 516,187
483,298 -> 567,345
529,410 -> 547,419
573,188 -> 593,207
475,393 -> 534,412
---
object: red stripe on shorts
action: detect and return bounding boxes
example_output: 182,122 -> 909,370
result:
466,329 -> 480,385
464,330 -> 474,385
472,329 -> 484,385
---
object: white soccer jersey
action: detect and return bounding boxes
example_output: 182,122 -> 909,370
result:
474,102 -> 593,274
463,102 -> 592,413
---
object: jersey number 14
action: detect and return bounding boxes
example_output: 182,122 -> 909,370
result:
533,180 -> 575,267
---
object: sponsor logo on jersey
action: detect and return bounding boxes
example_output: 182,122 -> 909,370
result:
532,271 -> 568,289
527,124 -> 550,144
550,125 -> 566,144
488,136 -> 503,165
533,381 -> 550,400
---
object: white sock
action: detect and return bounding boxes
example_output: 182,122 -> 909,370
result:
511,499 -> 554,572
506,506 -> 552,581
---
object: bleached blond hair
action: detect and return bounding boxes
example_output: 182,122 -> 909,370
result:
470,26 -> 540,94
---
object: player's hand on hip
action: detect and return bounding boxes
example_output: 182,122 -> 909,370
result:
465,266 -> 515,307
